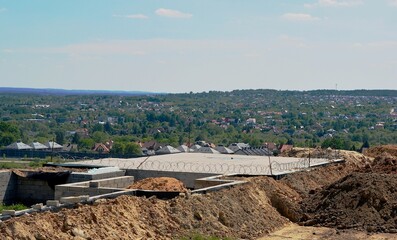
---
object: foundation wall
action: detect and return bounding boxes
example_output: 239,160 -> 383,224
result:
55,176 -> 134,199
125,169 -> 215,189
17,177 -> 54,203
0,171 -> 17,205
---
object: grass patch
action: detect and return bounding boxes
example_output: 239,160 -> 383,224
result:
0,161 -> 29,169
0,203 -> 27,211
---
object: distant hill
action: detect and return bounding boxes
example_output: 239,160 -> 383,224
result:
0,87 -> 162,96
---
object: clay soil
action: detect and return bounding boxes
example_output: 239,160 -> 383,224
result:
126,177 -> 188,192
0,177 -> 291,240
2,146 -> 397,239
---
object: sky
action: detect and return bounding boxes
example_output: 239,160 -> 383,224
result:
0,0 -> 396,93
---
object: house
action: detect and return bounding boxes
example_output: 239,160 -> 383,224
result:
196,147 -> 221,154
215,145 -> 234,154
63,143 -> 78,152
44,141 -> 63,152
30,142 -> 48,150
93,143 -> 110,154
189,144 -> 202,152
177,145 -> 192,153
155,145 -> 181,155
228,143 -> 250,152
263,142 -> 277,152
142,140 -> 164,151
234,147 -> 271,156
6,141 -> 32,150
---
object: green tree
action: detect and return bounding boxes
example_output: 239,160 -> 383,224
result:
79,138 -> 95,151
124,142 -> 142,155
55,130 -> 65,145
111,142 -> 125,154
71,133 -> 80,144
92,131 -> 109,143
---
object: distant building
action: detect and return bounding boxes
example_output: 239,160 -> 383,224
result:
234,147 -> 271,156
215,145 -> 234,154
6,141 -> 32,150
156,145 -> 181,155
29,142 -> 48,150
196,147 -> 221,154
228,143 -> 250,152
45,141 -> 63,152
93,143 -> 110,154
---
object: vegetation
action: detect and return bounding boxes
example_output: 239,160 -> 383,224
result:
0,203 -> 27,211
0,89 -> 396,154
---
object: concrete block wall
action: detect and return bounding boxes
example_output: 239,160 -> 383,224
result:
17,177 -> 54,203
55,176 -> 134,199
125,169 -> 215,189
0,171 -> 17,204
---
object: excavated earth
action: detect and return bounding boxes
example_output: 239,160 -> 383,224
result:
126,177 -> 188,192
2,146 -> 397,239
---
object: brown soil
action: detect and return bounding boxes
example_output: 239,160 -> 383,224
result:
0,177 -> 291,240
260,223 -> 397,240
2,147 -> 397,239
281,147 -> 372,167
301,172 -> 397,233
280,163 -> 357,199
126,177 -> 188,192
365,145 -> 397,158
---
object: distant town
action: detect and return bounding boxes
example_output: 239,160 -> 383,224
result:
0,89 -> 396,159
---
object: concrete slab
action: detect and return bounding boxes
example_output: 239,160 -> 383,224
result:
69,153 -> 343,175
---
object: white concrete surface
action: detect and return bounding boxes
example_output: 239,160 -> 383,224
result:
73,153 -> 342,175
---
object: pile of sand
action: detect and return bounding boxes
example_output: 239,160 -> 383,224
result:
126,177 -> 187,192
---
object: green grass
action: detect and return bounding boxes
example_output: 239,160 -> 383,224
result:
0,203 -> 27,211
0,161 -> 30,169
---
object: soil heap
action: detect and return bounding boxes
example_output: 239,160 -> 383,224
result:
365,145 -> 397,158
302,172 -> 397,233
126,177 -> 188,192
0,177 -> 292,240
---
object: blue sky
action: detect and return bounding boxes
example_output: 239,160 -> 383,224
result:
0,0 -> 396,93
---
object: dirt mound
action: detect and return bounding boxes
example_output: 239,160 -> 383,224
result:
302,172 -> 397,233
281,147 -> 371,166
366,145 -> 397,158
126,177 -> 187,192
280,163 -> 357,199
360,152 -> 397,174
0,176 -> 292,240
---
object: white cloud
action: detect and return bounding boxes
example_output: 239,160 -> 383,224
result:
0,7 -> 7,12
304,0 -> 363,8
281,13 -> 320,21
155,8 -> 192,18
389,0 -> 397,6
113,14 -> 148,19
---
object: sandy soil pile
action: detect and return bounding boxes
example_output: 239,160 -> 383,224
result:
0,177 -> 293,240
365,145 -> 397,158
302,172 -> 397,233
281,147 -> 371,166
126,177 -> 187,192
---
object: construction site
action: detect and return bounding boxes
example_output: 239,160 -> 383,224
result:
0,146 -> 397,239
